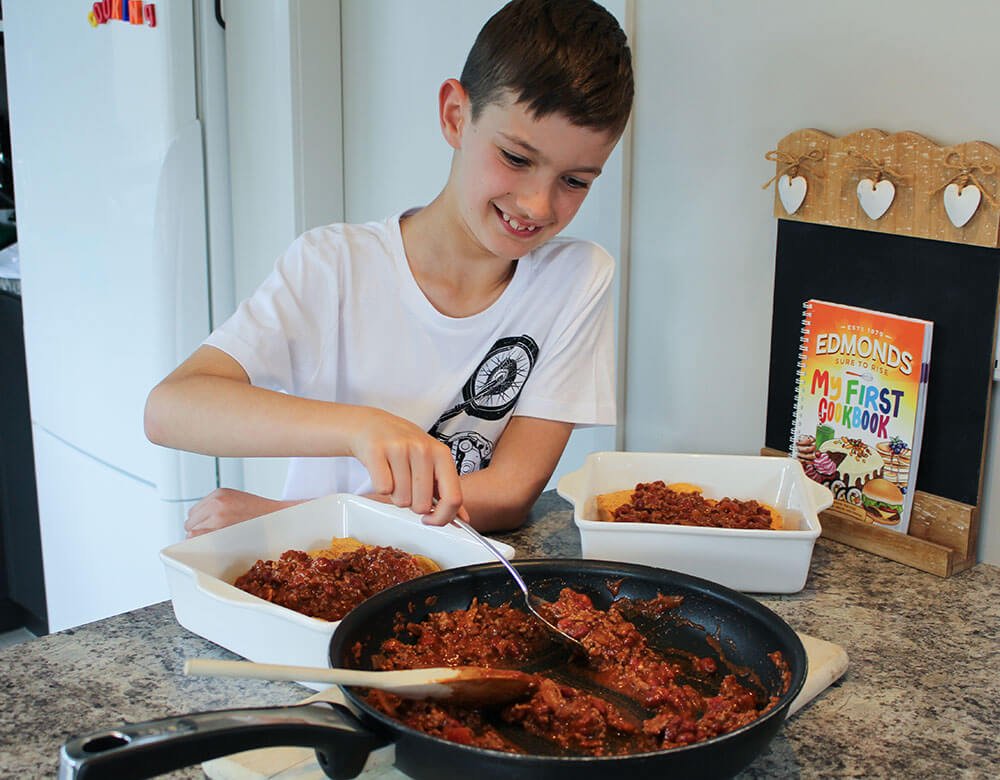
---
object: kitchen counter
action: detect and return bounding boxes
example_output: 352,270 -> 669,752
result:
1,491 -> 997,778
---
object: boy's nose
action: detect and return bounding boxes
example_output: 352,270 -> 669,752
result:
515,187 -> 554,223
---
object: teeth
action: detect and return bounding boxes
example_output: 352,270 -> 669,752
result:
501,211 -> 537,232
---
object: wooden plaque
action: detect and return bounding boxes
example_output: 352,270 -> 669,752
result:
763,129 -> 1000,575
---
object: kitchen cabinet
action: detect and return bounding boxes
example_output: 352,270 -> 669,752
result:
0,288 -> 45,634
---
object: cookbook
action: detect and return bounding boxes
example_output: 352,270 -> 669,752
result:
791,299 -> 933,533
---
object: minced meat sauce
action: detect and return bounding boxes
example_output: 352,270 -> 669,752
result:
233,545 -> 428,622
614,480 -> 775,529
359,587 -> 787,757
380,600 -> 554,668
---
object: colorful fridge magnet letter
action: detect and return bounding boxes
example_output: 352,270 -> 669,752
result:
763,148 -> 825,215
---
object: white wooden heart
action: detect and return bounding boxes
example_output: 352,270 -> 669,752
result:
857,178 -> 895,220
778,174 -> 807,214
942,182 -> 981,228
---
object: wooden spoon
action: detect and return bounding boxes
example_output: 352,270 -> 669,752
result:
185,658 -> 537,706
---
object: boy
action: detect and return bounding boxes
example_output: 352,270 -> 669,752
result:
144,0 -> 634,534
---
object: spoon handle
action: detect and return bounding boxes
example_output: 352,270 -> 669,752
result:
451,518 -> 529,596
185,658 -> 379,686
450,520 -> 587,657
185,658 -> 465,688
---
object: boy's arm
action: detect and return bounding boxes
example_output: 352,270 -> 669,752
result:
145,345 -> 464,527
457,416 -> 574,533
177,413 -> 570,536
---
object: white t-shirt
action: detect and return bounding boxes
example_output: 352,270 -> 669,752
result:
205,212 -> 616,500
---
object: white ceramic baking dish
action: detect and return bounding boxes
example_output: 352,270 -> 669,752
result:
557,452 -> 833,594
160,494 -> 515,687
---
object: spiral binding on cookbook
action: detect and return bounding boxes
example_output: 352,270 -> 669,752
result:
789,300 -> 814,457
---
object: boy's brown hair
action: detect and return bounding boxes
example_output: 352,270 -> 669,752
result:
460,0 -> 634,137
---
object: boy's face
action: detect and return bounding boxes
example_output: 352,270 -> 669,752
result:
445,86 -> 619,262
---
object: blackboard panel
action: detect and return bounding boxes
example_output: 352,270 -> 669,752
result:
764,220 -> 999,506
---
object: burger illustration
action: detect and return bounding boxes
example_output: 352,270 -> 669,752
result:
861,478 -> 904,525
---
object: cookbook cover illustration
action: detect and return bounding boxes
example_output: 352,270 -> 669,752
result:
791,299 -> 933,533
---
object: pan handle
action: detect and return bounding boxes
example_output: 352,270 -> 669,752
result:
58,700 -> 390,780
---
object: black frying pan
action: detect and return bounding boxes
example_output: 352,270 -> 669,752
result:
60,560 -> 806,779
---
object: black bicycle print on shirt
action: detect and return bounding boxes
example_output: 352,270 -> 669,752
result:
429,334 -> 539,474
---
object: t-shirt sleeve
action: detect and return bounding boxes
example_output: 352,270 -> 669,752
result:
514,241 -> 617,427
203,230 -> 338,395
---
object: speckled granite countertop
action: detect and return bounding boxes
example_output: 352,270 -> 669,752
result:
1,491 -> 997,778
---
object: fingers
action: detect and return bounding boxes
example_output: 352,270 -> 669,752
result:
184,488 -> 282,537
351,409 -> 465,524
386,444 -> 413,509
366,455 -> 394,497
409,451 -> 436,516
421,447 -> 464,526
384,440 -> 459,520
184,489 -> 221,536
369,441 -> 464,525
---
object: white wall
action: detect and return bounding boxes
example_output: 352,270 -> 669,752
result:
626,0 -> 1000,563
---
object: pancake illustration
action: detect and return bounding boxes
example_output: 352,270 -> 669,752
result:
876,437 -> 912,494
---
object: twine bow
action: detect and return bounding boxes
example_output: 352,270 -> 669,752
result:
933,152 -> 998,207
847,149 -> 908,185
761,148 -> 825,190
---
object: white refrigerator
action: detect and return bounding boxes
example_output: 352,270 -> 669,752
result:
3,1 -> 235,631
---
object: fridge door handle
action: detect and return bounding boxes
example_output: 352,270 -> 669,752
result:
151,119 -> 218,503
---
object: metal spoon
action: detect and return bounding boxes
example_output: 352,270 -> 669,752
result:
451,518 -> 587,656
185,658 -> 537,706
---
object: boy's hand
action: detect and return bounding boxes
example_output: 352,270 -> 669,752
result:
348,408 -> 464,526
184,489 -> 304,537
363,493 -> 472,528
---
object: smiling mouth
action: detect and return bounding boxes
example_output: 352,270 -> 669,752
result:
496,206 -> 540,234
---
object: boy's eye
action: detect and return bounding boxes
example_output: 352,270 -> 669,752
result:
564,176 -> 590,190
501,150 -> 529,167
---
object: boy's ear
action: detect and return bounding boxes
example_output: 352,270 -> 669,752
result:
439,78 -> 470,150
